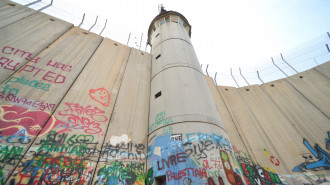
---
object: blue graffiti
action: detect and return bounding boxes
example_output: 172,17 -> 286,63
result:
293,133 -> 330,172
326,132 -> 330,150
6,129 -> 30,143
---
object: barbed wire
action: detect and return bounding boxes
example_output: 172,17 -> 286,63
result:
207,32 -> 330,87
11,0 -> 330,87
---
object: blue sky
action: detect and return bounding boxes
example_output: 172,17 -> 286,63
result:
13,0 -> 330,86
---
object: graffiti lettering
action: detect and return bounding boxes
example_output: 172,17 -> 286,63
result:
0,145 -> 24,165
47,60 -> 72,72
101,142 -> 146,161
35,131 -> 98,157
11,152 -> 93,185
293,133 -> 330,172
0,93 -> 56,111
5,76 -> 51,92
95,161 -> 145,185
1,46 -> 34,61
19,65 -> 66,83
241,163 -> 282,185
157,152 -> 186,170
166,168 -> 207,181
57,103 -> 108,135
0,57 -> 19,71
149,111 -> 173,133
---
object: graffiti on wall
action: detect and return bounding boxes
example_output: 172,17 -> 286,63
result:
9,153 -> 93,184
293,132 -> 330,172
95,161 -> 145,185
35,131 -> 99,157
57,102 -> 107,135
0,105 -> 58,139
147,132 -> 285,185
264,149 -> 280,166
1,46 -> 73,99
147,132 -> 239,184
0,93 -> 56,111
149,111 -> 173,133
100,141 -> 146,161
89,88 -> 110,107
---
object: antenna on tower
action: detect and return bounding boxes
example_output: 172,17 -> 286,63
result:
158,4 -> 166,14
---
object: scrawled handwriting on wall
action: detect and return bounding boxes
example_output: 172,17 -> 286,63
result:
149,111 -> 173,133
101,142 -> 146,161
9,153 -> 93,185
95,161 -> 145,185
1,46 -> 72,72
0,93 -> 55,111
57,102 -> 107,135
35,131 -> 99,157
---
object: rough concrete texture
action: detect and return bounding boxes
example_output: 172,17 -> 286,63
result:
0,1 -> 329,185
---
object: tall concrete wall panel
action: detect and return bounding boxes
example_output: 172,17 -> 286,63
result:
213,63 -> 330,185
6,38 -> 136,185
216,85 -> 287,185
0,12 -> 73,82
314,60 -> 330,78
286,69 -> 330,118
206,76 -> 255,164
0,1 -> 36,29
93,48 -> 151,185
0,27 -> 103,183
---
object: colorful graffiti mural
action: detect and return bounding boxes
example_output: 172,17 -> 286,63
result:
293,132 -> 330,172
0,104 -> 58,138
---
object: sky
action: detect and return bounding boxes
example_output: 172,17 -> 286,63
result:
13,0 -> 330,86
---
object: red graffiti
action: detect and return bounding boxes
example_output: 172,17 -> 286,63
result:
208,177 -> 215,185
0,105 -> 58,137
270,156 -> 280,166
166,168 -> 207,181
57,103 -> 107,135
218,176 -> 224,185
89,88 -> 110,106
0,57 -> 20,71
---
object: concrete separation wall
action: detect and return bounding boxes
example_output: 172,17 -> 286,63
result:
0,1 -> 329,184
212,63 -> 330,185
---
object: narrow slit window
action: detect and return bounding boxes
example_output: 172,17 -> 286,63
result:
155,91 -> 162,99
156,33 -> 160,38
156,54 -> 161,60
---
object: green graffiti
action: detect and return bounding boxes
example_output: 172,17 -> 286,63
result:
221,151 -> 228,161
146,168 -> 154,185
149,111 -> 173,133
0,145 -> 24,165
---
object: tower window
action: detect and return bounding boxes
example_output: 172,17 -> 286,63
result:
160,19 -> 165,25
156,33 -> 160,38
178,18 -> 183,26
156,54 -> 161,60
165,16 -> 170,23
155,91 -> 162,99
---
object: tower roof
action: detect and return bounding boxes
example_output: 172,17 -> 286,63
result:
147,10 -> 192,45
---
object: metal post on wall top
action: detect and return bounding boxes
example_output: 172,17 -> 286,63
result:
272,57 -> 288,77
78,13 -> 85,28
230,68 -> 240,88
